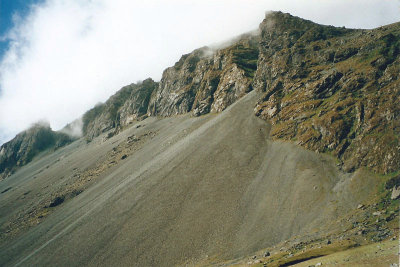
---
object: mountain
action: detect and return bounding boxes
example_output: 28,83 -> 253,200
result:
82,78 -> 158,141
253,12 -> 399,174
0,11 -> 399,267
0,123 -> 74,180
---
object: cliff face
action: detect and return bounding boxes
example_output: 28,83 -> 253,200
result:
148,35 -> 259,117
83,12 -> 398,174
0,123 -> 73,179
83,35 -> 259,139
1,11 -> 399,179
253,12 -> 400,174
82,78 -> 158,140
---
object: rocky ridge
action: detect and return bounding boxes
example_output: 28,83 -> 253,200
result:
0,123 -> 73,180
82,78 -> 158,140
1,11 -> 399,179
77,12 -> 400,174
253,12 -> 400,174
148,35 -> 259,117
82,34 -> 259,140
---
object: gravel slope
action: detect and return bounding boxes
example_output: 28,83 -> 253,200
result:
0,91 -> 379,267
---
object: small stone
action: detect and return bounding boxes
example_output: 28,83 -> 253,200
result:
357,204 -> 364,209
121,154 -> 128,160
327,240 -> 331,245
391,186 -> 400,200
315,263 -> 322,266
252,255 -> 257,259
372,211 -> 381,216
264,251 -> 270,257
390,263 -> 398,267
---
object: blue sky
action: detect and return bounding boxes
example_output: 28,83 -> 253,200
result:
0,0 -> 43,59
0,0 -> 399,146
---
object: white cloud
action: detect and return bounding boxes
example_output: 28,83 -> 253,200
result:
0,0 -> 399,144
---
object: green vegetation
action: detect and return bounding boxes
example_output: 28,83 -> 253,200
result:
174,54 -> 190,70
0,125 -> 74,178
107,85 -> 133,126
82,103 -> 105,134
232,43 -> 259,78
379,33 -> 400,64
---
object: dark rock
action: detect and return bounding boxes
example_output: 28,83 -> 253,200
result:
1,187 -> 12,194
49,196 -> 65,207
385,175 -> 400,190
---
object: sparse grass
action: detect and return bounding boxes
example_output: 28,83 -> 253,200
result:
232,44 -> 259,78
292,239 -> 399,267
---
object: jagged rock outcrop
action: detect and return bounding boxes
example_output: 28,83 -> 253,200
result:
82,78 -> 158,140
0,123 -> 73,180
2,11 -> 399,179
83,36 -> 259,140
148,35 -> 259,116
253,12 -> 400,174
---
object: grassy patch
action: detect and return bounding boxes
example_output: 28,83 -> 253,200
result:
232,44 -> 259,78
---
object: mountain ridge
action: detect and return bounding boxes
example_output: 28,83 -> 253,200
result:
2,11 -> 398,178
0,11 -> 399,267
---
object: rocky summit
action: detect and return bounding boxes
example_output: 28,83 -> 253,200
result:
253,12 -> 399,174
0,11 -> 399,267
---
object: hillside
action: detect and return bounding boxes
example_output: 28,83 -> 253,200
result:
0,123 -> 73,180
0,11 -> 399,267
2,91 -> 396,267
1,12 -> 398,178
253,12 -> 400,174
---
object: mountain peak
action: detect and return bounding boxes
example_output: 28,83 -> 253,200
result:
262,11 -> 316,32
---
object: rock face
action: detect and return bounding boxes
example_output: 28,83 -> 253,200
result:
148,35 -> 259,117
0,123 -> 73,180
253,12 -> 400,174
81,12 -> 399,174
1,11 -> 399,179
82,78 -> 158,140
83,36 -> 259,139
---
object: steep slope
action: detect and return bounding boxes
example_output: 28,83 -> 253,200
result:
253,12 -> 400,174
0,91 -> 382,267
0,11 -> 399,267
2,12 -> 399,179
79,34 -> 259,142
0,123 -> 73,180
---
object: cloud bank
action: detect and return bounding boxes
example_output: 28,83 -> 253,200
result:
0,0 -> 399,144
